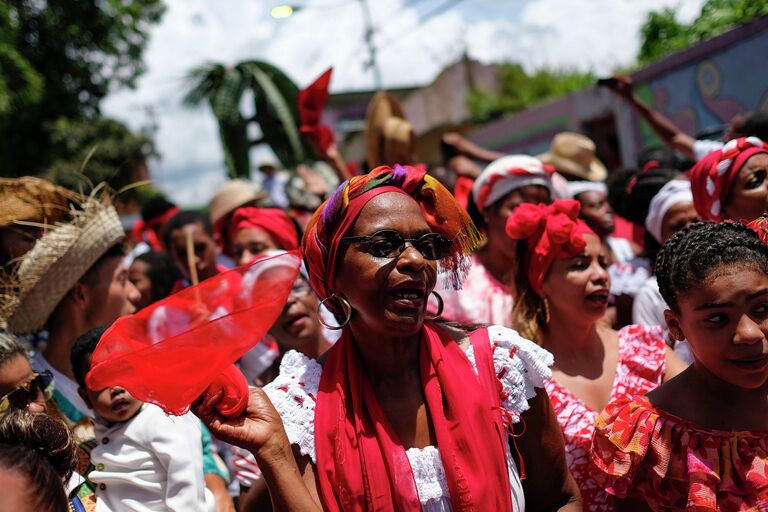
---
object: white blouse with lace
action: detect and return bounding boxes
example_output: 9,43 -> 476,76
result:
260,325 -> 553,512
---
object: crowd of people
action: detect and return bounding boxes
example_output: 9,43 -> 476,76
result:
0,77 -> 767,512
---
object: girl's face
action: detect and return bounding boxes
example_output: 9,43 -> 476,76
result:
577,191 -> 614,239
541,233 -> 610,324
660,202 -> 699,244
128,259 -> 153,310
723,153 -> 768,222
665,266 -> 768,390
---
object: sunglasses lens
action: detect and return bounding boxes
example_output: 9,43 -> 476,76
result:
415,234 -> 451,260
368,232 -> 405,258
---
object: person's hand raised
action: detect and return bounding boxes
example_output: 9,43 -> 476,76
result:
603,74 -> 634,99
194,387 -> 290,462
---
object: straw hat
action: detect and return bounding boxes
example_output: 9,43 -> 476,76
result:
0,177 -> 75,228
365,92 -> 414,168
537,132 -> 607,181
0,192 -> 125,333
208,180 -> 267,226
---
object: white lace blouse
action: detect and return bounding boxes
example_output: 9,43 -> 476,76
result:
262,325 -> 553,511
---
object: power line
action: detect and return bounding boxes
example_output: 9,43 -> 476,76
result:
376,0 -> 467,50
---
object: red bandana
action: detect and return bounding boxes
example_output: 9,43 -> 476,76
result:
315,324 -> 514,511
228,207 -> 299,256
505,199 -> 594,294
688,137 -> 768,221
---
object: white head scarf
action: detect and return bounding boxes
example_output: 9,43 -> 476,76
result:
645,179 -> 693,243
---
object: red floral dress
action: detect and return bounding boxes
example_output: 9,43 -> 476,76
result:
591,396 -> 768,511
545,325 -> 666,511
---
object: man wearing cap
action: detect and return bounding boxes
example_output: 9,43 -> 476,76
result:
0,193 -> 140,421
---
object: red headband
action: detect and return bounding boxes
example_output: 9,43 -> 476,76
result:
505,199 -> 594,294
228,207 -> 299,256
689,137 -> 768,221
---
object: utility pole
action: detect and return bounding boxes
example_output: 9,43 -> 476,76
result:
357,0 -> 382,90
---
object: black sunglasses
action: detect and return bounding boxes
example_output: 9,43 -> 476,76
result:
341,230 -> 452,260
0,370 -> 54,414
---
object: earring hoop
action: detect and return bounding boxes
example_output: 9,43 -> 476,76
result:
425,291 -> 444,321
317,295 -> 352,330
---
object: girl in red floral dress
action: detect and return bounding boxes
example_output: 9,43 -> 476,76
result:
507,199 -> 687,511
591,221 -> 768,511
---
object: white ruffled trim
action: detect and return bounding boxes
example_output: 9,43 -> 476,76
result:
406,446 -> 451,503
263,350 -> 321,461
465,325 -> 553,423
266,326 -> 553,463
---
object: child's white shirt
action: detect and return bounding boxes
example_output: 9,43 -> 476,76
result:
90,404 -> 207,512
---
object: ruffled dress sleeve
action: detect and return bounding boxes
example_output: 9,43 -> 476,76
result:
590,396 -> 768,510
466,325 -> 553,423
263,350 -> 322,462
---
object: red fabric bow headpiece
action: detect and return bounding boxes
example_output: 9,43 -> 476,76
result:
298,68 -> 334,153
688,136 -> 768,221
228,207 -> 299,257
505,199 -> 594,294
302,164 -> 483,313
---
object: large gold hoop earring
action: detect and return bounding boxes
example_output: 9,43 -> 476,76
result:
538,296 -> 551,325
425,291 -> 444,321
317,295 -> 352,330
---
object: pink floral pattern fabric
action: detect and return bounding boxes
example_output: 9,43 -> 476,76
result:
438,254 -> 514,327
591,396 -> 768,511
546,325 -> 666,511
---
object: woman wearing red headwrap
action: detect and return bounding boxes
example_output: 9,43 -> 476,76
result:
689,136 -> 768,222
228,207 -> 300,266
195,165 -> 580,511
507,199 -> 687,511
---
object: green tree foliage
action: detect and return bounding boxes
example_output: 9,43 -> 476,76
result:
0,0 -> 165,178
639,0 -> 768,65
184,60 -> 310,179
468,63 -> 595,122
45,117 -> 157,201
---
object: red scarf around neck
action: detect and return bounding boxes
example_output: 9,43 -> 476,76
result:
314,323 -> 514,511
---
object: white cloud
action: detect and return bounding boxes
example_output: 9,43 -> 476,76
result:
102,0 -> 706,207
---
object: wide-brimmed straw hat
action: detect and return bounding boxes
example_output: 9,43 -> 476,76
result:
208,180 -> 267,226
365,92 -> 414,168
537,132 -> 607,181
0,191 -> 125,334
0,177 -> 75,228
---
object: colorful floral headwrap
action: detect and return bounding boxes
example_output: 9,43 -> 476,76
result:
689,136 -> 768,221
302,164 -> 483,309
505,199 -> 595,294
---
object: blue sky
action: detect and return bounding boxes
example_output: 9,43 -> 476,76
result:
102,0 -> 705,206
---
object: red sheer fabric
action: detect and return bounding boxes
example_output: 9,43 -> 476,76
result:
314,324 -> 514,511
87,251 -> 301,416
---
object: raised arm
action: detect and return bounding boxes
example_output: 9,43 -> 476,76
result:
603,75 -> 695,160
194,388 -> 322,512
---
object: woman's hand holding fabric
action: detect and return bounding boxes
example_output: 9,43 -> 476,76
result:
194,387 -> 291,464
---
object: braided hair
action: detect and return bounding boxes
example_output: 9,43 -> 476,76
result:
655,221 -> 768,312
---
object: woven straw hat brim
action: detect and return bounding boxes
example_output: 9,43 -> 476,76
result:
537,152 -> 608,181
4,198 -> 124,333
0,177 -> 78,228
365,92 -> 410,168
209,181 -> 268,225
